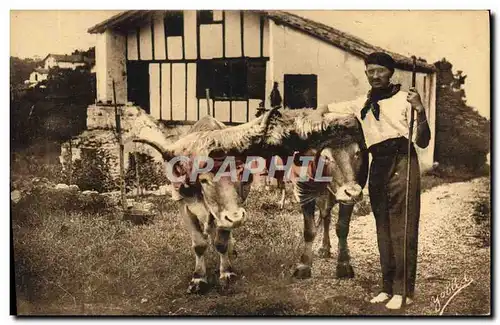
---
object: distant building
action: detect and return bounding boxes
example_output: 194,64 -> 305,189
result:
42,54 -> 87,70
25,53 -> 94,87
28,67 -> 49,85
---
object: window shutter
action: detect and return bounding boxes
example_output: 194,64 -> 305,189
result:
164,12 -> 184,37
198,10 -> 214,24
196,60 -> 213,98
230,60 -> 247,98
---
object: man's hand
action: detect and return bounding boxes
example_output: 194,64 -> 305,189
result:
407,87 -> 425,113
406,87 -> 431,149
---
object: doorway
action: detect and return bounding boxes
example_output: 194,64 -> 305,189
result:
127,61 -> 150,113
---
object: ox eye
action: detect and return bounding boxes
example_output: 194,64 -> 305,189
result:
199,178 -> 209,185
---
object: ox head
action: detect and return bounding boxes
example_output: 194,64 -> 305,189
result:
316,119 -> 368,205
133,109 -> 278,229
262,108 -> 369,206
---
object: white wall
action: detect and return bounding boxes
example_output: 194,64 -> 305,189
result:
95,29 -> 127,104
44,57 -> 56,69
29,71 -> 48,83
269,21 -> 437,170
57,62 -> 86,69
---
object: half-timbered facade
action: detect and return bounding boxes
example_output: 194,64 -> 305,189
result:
88,10 -> 438,169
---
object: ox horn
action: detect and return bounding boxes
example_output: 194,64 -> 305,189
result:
132,106 -> 280,160
132,138 -> 172,160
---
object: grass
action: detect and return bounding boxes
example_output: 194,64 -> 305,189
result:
12,185 -> 308,315
11,158 -> 490,315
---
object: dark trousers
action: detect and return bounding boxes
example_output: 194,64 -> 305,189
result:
368,137 -> 421,297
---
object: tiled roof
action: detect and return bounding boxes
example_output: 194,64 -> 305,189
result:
34,67 -> 49,74
44,54 -> 85,63
262,11 -> 435,73
87,10 -> 155,34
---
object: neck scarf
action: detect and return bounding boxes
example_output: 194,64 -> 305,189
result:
360,83 -> 401,120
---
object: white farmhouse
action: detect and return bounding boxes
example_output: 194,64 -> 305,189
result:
42,54 -> 87,70
87,10 -> 438,170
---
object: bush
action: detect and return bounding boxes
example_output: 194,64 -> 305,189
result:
433,63 -> 490,173
124,152 -> 167,192
70,148 -> 117,192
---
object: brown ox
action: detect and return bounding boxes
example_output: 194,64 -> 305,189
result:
257,107 -> 369,279
133,109 -> 278,294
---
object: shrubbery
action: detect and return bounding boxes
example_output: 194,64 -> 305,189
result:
433,60 -> 490,173
124,152 -> 168,192
68,148 -> 117,193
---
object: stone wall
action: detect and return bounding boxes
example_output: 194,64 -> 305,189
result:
60,104 -> 191,184
60,104 -> 289,190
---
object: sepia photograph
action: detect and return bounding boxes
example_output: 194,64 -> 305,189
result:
9,7 -> 491,316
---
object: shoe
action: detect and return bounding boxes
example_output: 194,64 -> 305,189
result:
385,295 -> 414,309
370,292 -> 391,303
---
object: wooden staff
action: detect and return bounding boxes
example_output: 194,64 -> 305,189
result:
113,80 -> 127,212
403,56 -> 417,307
205,88 -> 211,116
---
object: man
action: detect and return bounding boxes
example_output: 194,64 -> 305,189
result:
326,52 -> 431,310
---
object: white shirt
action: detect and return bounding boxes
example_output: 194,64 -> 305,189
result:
327,90 -> 417,148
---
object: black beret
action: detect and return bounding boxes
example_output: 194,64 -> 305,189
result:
364,52 -> 395,72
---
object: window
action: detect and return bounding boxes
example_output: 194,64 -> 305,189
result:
196,59 -> 266,100
247,60 -> 266,99
198,10 -> 223,24
284,74 -> 317,109
164,11 -> 184,37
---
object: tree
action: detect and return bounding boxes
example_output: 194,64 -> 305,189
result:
11,65 -> 96,150
10,56 -> 41,89
433,59 -> 490,172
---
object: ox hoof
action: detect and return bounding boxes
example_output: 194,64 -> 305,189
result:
336,263 -> 355,279
317,247 -> 332,258
293,264 -> 312,279
219,272 -> 237,288
187,278 -> 210,294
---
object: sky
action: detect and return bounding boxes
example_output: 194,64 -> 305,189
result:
10,10 -> 490,119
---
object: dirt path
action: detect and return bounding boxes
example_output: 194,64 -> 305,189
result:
285,176 -> 491,315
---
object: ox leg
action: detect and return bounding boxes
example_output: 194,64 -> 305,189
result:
214,228 -> 237,288
293,200 -> 317,279
279,188 -> 286,209
182,207 -> 210,294
336,204 -> 355,279
278,179 -> 286,209
318,199 -> 334,258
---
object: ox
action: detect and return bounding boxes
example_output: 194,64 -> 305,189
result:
258,107 -> 369,279
133,109 -> 278,294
